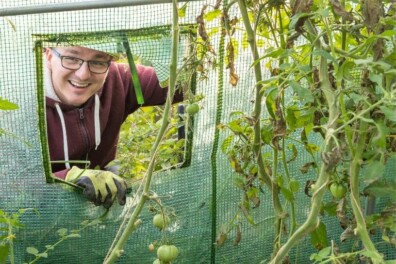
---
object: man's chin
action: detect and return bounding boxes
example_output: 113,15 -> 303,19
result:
64,97 -> 89,107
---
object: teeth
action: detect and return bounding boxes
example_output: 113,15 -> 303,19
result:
70,81 -> 89,88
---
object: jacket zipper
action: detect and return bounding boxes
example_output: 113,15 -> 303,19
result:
78,108 -> 90,155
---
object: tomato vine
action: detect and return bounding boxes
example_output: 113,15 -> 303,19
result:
209,0 -> 396,263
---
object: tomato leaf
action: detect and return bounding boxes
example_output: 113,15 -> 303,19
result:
26,247 -> 39,256
289,80 -> 314,103
204,9 -> 221,21
280,187 -> 294,202
310,222 -> 328,250
363,180 -> 396,201
380,106 -> 396,122
363,160 -> 385,183
57,228 -> 68,237
177,2 -> 187,18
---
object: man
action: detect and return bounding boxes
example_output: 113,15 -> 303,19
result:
44,45 -> 182,208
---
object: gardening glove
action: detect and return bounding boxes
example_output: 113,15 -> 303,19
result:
65,166 -> 127,209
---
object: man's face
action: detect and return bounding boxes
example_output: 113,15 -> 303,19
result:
45,46 -> 111,107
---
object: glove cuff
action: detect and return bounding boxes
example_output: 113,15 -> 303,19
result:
65,166 -> 85,183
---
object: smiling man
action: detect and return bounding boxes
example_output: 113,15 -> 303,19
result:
44,45 -> 182,208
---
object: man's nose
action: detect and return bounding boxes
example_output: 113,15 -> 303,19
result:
74,61 -> 92,79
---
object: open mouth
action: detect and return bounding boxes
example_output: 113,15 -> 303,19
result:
69,80 -> 90,88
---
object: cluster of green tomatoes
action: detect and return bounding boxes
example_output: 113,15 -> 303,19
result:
151,213 -> 179,264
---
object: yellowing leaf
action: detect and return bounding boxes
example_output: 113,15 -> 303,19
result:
204,10 -> 221,22
178,3 -> 187,18
0,97 -> 18,110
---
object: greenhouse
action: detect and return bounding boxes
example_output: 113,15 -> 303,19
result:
0,0 -> 395,263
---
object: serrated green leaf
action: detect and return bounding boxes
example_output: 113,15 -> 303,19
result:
322,201 -> 337,216
380,106 -> 396,122
317,246 -> 331,259
280,187 -> 294,202
310,222 -> 328,250
57,228 -> 68,237
221,135 -> 234,153
363,160 -> 385,182
289,80 -> 314,103
363,180 -> 396,201
289,179 -> 300,193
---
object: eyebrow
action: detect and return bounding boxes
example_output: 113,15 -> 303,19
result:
64,49 -> 109,60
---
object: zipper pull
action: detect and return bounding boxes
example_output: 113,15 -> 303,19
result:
79,108 -> 84,119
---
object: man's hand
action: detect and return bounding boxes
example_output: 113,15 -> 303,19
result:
65,166 -> 127,209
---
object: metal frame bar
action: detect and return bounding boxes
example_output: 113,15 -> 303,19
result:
0,0 -> 199,17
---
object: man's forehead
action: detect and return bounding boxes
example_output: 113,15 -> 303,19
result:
57,46 -> 110,59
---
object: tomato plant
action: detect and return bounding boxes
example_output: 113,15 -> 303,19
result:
215,0 -> 396,263
115,104 -> 186,179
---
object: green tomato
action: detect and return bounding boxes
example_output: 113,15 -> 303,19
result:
157,245 -> 179,262
330,182 -> 347,199
153,259 -> 161,264
186,103 -> 199,115
153,213 -> 170,230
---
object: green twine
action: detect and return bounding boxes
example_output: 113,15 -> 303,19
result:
122,38 -> 144,105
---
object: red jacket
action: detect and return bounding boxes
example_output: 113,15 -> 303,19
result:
46,62 -> 181,179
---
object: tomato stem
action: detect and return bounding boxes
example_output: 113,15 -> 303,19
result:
237,0 -> 285,257
104,1 -> 180,263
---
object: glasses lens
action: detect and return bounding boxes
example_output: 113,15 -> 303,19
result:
61,57 -> 83,70
88,61 -> 110,74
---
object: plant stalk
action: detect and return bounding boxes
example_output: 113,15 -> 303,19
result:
237,0 -> 284,256
349,116 -> 384,263
8,223 -> 14,264
104,1 -> 179,263
270,53 -> 338,263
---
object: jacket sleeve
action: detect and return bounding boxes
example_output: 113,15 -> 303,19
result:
53,169 -> 69,180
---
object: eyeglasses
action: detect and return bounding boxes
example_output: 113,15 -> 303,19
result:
51,48 -> 111,74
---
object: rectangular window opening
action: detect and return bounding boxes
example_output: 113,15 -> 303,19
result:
34,25 -> 197,182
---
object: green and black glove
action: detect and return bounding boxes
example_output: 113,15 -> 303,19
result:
65,166 -> 127,209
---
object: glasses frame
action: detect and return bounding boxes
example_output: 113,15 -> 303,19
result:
50,48 -> 111,74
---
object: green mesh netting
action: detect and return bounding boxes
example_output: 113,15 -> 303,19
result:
0,1 -> 395,264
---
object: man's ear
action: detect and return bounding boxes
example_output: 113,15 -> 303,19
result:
44,48 -> 53,70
